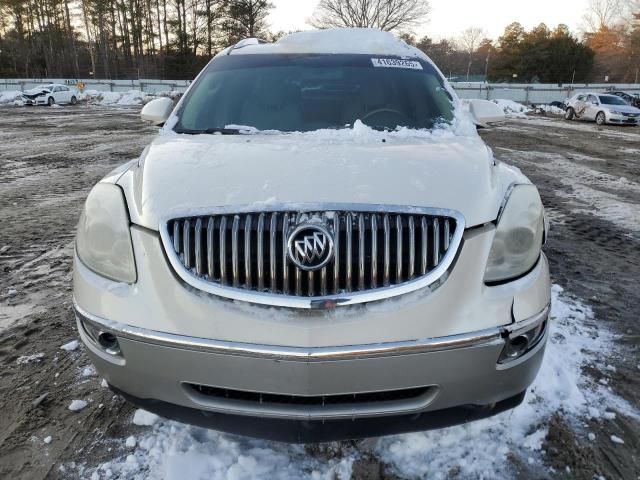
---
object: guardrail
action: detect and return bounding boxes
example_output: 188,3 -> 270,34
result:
1,79 -> 639,105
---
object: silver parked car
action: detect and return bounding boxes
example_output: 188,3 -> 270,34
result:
565,92 -> 640,125
73,28 -> 550,442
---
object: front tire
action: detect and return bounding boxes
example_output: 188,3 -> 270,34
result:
565,107 -> 575,120
47,96 -> 54,106
596,112 -> 606,126
70,96 -> 77,105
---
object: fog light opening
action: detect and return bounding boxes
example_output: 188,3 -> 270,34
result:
97,331 -> 121,356
504,335 -> 529,359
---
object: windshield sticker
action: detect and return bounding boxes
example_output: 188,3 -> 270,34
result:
371,58 -> 423,70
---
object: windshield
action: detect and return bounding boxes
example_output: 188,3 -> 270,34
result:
175,54 -> 454,133
599,95 -> 627,106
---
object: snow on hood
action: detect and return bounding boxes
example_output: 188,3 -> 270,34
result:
117,123 -> 525,230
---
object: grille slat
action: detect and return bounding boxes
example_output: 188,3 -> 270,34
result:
195,218 -> 203,275
408,216 -> 415,280
282,215 -> 290,294
183,219 -> 191,269
257,213 -> 265,290
396,215 -> 403,283
358,213 -> 365,291
346,213 -> 353,293
219,216 -> 227,284
207,217 -> 215,278
231,216 -> 240,287
432,217 -> 440,267
167,209 -> 459,301
383,214 -> 391,286
270,213 -> 278,290
244,215 -> 252,288
333,215 -> 340,294
420,216 -> 428,275
371,214 -> 378,289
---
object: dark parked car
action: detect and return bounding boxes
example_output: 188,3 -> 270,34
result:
611,91 -> 640,108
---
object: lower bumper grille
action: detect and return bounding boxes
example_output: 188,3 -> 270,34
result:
187,383 -> 433,407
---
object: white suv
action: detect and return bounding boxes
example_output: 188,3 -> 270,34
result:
73,28 -> 550,442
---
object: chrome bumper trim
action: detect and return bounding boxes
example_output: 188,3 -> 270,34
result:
73,299 -> 550,362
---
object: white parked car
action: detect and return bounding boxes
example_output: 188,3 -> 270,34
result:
565,92 -> 640,125
22,83 -> 78,106
73,29 -> 550,442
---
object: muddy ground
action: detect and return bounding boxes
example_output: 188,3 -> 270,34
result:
0,106 -> 638,479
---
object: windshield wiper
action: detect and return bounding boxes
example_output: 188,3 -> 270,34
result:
174,127 -> 246,135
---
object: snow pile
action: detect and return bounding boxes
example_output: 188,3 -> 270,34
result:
132,409 -> 159,426
83,285 -> 636,479
89,425 -> 354,480
16,353 -> 44,364
534,104 -> 566,116
493,99 -> 532,118
78,89 -> 158,106
60,340 -> 79,351
0,90 -> 22,105
377,285 -> 637,478
68,400 -> 88,412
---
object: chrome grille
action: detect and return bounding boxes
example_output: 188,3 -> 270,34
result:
162,206 -> 463,308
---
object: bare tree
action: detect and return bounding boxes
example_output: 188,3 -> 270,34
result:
457,26 -> 486,80
582,0 -> 624,31
311,0 -> 431,32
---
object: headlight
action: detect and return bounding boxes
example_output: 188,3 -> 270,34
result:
611,110 -> 622,115
485,184 -> 544,283
76,183 -> 136,283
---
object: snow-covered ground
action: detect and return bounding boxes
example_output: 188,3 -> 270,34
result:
496,146 -> 640,234
79,286 -> 636,480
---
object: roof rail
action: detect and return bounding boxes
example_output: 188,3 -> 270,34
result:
227,38 -> 270,55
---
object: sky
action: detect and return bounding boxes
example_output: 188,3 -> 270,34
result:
268,0 -> 591,40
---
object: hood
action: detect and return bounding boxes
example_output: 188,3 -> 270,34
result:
603,104 -> 640,114
117,130 -> 526,230
24,87 -> 51,95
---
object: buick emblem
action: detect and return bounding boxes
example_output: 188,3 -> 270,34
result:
287,224 -> 334,271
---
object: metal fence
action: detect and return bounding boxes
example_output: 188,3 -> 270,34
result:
1,78 -> 640,105
451,83 -> 640,104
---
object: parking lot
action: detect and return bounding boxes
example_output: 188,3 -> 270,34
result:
0,106 -> 638,479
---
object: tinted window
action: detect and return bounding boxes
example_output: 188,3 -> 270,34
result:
175,54 -> 454,133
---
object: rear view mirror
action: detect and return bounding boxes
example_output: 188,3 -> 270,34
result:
468,99 -> 506,128
141,97 -> 174,126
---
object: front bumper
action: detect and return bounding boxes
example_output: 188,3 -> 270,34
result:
75,301 -> 548,442
607,113 -> 640,124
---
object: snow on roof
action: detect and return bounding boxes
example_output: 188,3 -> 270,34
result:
224,28 -> 422,58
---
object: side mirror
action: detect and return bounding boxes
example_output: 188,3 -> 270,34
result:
468,99 -> 506,128
141,97 -> 174,126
